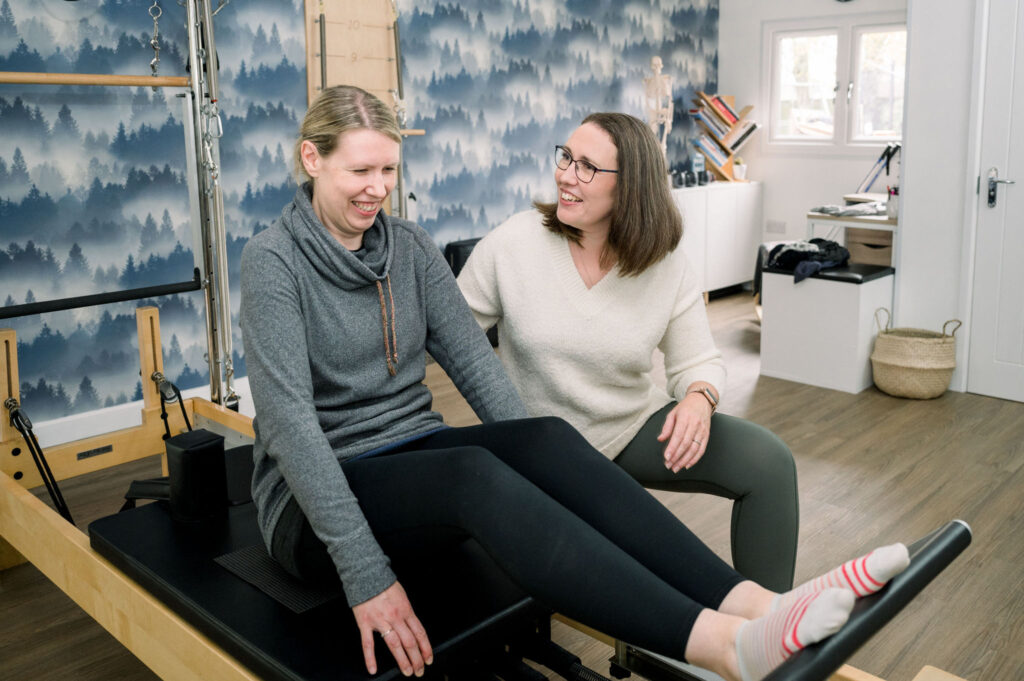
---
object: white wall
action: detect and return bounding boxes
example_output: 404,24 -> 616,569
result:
720,0 -> 980,392
897,0 -> 977,390
718,0 -> 907,241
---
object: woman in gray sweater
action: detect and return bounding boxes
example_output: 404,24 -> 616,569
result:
239,86 -> 907,681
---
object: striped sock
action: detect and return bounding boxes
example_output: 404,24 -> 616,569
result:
736,588 -> 854,681
772,543 -> 910,612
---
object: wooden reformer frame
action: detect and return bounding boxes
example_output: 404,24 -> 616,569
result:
1,307 -> 258,680
2,310 -> 887,681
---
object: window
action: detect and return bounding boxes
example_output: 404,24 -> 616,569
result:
764,13 -> 906,152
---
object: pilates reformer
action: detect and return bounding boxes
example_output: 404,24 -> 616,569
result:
1,308 -> 973,681
1,6 -> 972,679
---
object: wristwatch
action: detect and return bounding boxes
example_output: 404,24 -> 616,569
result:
686,387 -> 719,414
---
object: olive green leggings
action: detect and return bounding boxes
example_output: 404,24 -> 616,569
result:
614,405 -> 799,591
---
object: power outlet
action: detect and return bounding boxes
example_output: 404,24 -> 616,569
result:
766,219 -> 786,234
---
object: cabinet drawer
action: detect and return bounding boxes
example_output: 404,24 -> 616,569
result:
846,227 -> 893,246
846,228 -> 893,266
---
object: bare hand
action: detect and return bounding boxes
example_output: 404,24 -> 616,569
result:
352,581 -> 433,677
657,396 -> 712,473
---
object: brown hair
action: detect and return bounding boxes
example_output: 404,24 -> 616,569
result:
534,112 -> 682,276
293,85 -> 402,183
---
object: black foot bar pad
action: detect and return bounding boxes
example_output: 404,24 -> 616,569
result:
765,520 -> 972,681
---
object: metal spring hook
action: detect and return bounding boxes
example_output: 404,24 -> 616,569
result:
149,1 -> 162,85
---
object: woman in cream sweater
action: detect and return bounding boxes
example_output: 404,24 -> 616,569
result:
457,112 -> 799,592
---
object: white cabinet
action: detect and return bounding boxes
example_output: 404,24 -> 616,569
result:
672,182 -> 762,292
674,188 -> 708,292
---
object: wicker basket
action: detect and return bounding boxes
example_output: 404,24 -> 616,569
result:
870,308 -> 962,399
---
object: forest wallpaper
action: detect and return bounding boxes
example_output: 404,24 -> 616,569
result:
395,0 -> 719,243
0,0 -> 305,419
0,0 -> 718,422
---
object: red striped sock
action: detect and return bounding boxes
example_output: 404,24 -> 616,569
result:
736,588 -> 854,681
773,543 -> 909,612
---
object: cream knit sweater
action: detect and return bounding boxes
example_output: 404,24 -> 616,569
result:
458,210 -> 726,458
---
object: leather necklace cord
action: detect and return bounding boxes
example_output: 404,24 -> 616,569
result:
376,275 -> 398,376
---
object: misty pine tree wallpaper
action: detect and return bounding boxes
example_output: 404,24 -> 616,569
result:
0,0 -> 305,419
0,0 -> 718,422
395,0 -> 719,242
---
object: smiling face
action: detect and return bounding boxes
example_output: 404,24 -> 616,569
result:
301,128 -> 401,250
555,122 -> 618,237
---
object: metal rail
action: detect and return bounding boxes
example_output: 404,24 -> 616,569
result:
0,270 -> 202,321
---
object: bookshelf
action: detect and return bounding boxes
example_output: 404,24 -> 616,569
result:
689,91 -> 759,182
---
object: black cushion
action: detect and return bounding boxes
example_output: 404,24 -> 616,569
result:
764,263 -> 895,284
89,502 -> 540,681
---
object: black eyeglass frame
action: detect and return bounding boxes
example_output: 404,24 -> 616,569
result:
554,145 -> 618,183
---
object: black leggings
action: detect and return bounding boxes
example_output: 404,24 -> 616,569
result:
272,417 -> 745,659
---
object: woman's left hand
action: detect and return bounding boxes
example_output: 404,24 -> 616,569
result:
657,395 -> 712,473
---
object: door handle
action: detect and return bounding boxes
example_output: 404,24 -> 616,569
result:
987,167 -> 1016,207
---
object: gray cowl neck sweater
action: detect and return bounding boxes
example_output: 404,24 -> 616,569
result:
240,183 -> 526,606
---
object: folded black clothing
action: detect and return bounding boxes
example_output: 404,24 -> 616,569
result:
768,238 -> 850,282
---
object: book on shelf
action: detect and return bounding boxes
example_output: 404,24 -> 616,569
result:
694,135 -> 727,167
694,91 -> 733,128
710,96 -> 738,124
723,118 -> 759,151
712,95 -> 740,123
689,108 -> 729,142
728,122 -> 759,152
687,92 -> 758,181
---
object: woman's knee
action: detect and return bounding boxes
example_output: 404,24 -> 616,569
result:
712,415 -> 796,483
519,416 -> 596,453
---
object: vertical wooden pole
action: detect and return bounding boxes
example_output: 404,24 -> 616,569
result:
135,307 -> 170,474
0,328 -> 26,569
1,328 -> 20,443
136,307 -> 164,411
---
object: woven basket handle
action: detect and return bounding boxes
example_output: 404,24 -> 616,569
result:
874,307 -> 892,332
943,319 -> 963,337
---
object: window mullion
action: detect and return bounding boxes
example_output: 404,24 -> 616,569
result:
835,24 -> 854,147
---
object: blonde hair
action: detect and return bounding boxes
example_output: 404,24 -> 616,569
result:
293,85 -> 402,183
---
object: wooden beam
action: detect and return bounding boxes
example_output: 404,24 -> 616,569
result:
0,72 -> 190,88
551,614 -> 615,647
189,398 -> 255,439
829,665 -> 887,681
0,470 -> 258,680
0,534 -> 23,571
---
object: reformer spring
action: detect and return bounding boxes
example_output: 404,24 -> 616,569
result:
4,398 -> 75,524
152,372 -> 192,440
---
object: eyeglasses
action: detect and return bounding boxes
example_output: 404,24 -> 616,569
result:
554,145 -> 618,183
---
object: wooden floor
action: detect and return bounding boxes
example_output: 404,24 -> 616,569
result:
2,292 -> 1022,681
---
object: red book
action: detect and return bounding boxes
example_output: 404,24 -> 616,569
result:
710,97 -> 738,124
713,95 -> 740,122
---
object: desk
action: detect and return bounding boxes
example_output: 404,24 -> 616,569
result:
806,212 -> 897,240
807,212 -> 898,269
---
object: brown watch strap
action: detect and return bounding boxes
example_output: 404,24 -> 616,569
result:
687,387 -> 718,413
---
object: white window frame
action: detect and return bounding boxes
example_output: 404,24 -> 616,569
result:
761,12 -> 906,157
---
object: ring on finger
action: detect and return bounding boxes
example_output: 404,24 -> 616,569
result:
382,628 -> 394,637
693,438 -> 702,445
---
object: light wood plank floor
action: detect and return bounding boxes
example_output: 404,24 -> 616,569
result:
2,292 -> 1021,681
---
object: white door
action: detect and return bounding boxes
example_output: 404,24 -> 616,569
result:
968,0 -> 1024,402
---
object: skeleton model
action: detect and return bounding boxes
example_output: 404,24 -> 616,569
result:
643,56 -> 673,159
